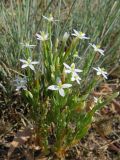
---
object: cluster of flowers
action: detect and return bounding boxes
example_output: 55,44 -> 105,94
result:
48,62 -> 107,97
48,63 -> 82,97
14,15 -> 108,96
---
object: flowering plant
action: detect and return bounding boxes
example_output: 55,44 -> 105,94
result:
13,15 -> 118,159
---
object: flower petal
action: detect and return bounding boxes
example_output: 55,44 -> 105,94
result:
63,63 -> 70,69
59,88 -> 65,97
36,33 -> 41,38
76,79 -> 80,84
98,49 -> 104,55
29,64 -> 35,70
42,15 -> 49,20
65,70 -> 71,73
93,67 -> 98,72
37,37 -> 41,40
82,36 -> 90,39
103,71 -> 107,75
71,77 -> 75,81
75,69 -> 83,73
21,64 -> 28,68
73,29 -> 79,36
31,61 -> 39,64
20,59 -> 27,63
102,73 -> 108,79
89,43 -> 96,49
71,33 -> 77,37
48,85 -> 58,90
62,84 -> 72,88
96,71 -> 101,75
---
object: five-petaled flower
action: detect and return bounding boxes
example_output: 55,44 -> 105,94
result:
36,32 -> 48,41
93,67 -> 108,79
20,58 -> 39,71
63,63 -> 82,75
20,42 -> 36,48
72,29 -> 90,40
48,78 -> 72,97
89,43 -> 104,55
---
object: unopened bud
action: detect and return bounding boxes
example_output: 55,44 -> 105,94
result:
63,32 -> 69,42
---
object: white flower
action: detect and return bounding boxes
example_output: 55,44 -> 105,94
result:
89,43 -> 104,55
93,67 -> 108,79
72,29 -> 90,39
36,32 -> 48,41
63,63 -> 82,75
20,58 -> 39,71
48,78 -> 72,97
42,14 -> 59,23
71,73 -> 81,84
14,76 -> 27,91
20,42 -> 36,48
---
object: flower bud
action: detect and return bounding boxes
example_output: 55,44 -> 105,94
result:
63,32 -> 69,42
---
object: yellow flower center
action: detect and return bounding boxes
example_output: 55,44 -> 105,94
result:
27,59 -> 31,64
96,45 -> 100,49
79,32 -> 83,36
58,82 -> 63,88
